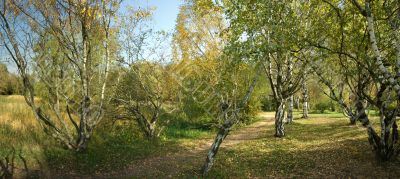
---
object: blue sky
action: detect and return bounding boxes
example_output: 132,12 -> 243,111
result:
124,0 -> 184,31
3,0 -> 184,73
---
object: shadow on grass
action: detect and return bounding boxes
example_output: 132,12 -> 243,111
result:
41,130 -> 187,177
206,138 -> 400,178
42,115 -> 386,178
0,123 -> 47,178
2,115 -> 215,178
284,121 -> 365,142
4,111 -> 393,178
199,118 -> 400,178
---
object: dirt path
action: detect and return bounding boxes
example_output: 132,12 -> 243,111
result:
100,112 -> 275,178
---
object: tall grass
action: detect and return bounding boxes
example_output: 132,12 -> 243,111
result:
0,95 -> 41,145
0,95 -> 216,176
0,95 -> 37,130
0,95 -> 46,177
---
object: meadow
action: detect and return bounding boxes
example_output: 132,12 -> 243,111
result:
0,95 -> 213,177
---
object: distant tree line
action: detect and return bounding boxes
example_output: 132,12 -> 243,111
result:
0,63 -> 21,95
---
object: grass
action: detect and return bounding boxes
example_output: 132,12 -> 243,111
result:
0,95 -> 216,177
42,135 -> 179,175
2,96 -> 399,178
164,126 -> 211,139
206,112 -> 399,178
0,95 -> 44,175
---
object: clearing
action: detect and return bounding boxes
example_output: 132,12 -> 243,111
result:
59,112 -> 400,178
96,113 -> 276,178
1,97 -> 399,179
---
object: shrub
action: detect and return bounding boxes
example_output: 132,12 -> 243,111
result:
314,102 -> 330,113
260,95 -> 277,111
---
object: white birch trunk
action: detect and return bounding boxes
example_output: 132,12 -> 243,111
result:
202,66 -> 261,176
287,95 -> 294,123
275,100 -> 286,137
301,75 -> 309,119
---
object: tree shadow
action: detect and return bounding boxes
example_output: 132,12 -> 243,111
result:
38,123 -> 189,178
0,124 -> 46,178
206,138 -> 400,178
198,118 -> 400,178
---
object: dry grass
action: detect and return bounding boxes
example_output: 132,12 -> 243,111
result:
0,95 -> 40,142
0,95 -> 38,132
0,95 -> 46,177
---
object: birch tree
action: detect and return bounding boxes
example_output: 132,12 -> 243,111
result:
307,0 -> 400,160
222,0 -> 309,137
301,70 -> 309,118
172,0 -> 263,175
0,0 -> 120,151
111,8 -> 176,139
201,62 -> 261,176
349,0 -> 400,160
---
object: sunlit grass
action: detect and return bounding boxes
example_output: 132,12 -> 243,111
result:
0,95 -> 40,144
0,95 -> 46,177
207,112 -> 399,178
2,97 -> 396,177
0,95 -> 215,176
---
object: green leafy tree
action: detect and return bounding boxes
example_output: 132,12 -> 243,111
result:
222,0 -> 309,137
306,0 -> 400,160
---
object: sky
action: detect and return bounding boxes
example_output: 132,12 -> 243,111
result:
3,0 -> 184,73
121,0 -> 185,61
124,0 -> 184,32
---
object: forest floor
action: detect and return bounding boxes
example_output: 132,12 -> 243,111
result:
85,112 -> 400,178
2,95 -> 400,178
96,113 -> 277,178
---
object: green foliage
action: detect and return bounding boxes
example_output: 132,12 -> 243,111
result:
0,95 -> 214,175
172,0 -> 264,128
0,64 -> 21,95
314,101 -> 330,113
181,95 -> 210,121
260,95 -> 277,111
164,110 -> 215,139
164,126 -> 211,139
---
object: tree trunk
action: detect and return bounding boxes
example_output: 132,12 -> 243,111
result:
295,96 -> 300,111
287,95 -> 294,123
301,79 -> 309,119
355,98 -> 377,146
349,98 -> 363,125
349,115 -> 357,125
377,110 -> 398,160
201,121 -> 231,176
75,134 -> 90,152
76,97 -> 91,152
201,65 -> 261,176
286,56 -> 293,124
143,121 -> 157,139
354,95 -> 399,160
275,100 -> 286,137
134,114 -> 157,140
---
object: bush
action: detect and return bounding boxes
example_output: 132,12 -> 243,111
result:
314,102 -> 330,113
260,95 -> 277,111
